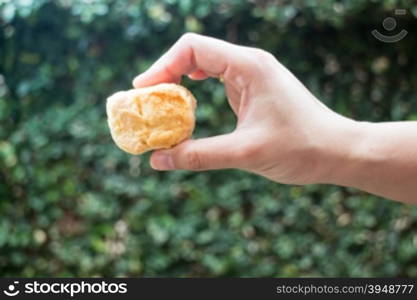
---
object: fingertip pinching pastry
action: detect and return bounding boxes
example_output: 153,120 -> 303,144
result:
106,83 -> 196,155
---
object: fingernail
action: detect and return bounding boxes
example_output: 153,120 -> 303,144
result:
151,152 -> 175,170
132,75 -> 142,87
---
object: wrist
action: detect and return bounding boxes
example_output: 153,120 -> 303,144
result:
313,114 -> 371,187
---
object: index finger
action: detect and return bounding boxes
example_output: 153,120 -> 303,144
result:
132,33 -> 252,89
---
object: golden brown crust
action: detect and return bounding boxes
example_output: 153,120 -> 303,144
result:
106,83 -> 196,154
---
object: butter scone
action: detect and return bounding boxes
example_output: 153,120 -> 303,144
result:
106,83 -> 196,155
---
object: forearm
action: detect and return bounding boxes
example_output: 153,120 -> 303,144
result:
319,118 -> 417,204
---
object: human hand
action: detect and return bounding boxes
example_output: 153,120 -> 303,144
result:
132,33 -> 361,185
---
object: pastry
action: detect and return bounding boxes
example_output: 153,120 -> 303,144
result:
106,83 -> 196,154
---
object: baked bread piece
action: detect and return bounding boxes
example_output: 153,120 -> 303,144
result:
106,83 -> 196,155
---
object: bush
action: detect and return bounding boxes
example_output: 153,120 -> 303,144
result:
1,0 -> 417,277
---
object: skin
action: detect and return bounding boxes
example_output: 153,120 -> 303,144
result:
132,33 -> 417,204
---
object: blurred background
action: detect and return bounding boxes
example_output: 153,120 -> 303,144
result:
1,0 -> 417,277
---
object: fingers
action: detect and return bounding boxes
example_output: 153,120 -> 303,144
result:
132,33 -> 253,89
150,132 -> 252,171
133,33 -> 268,172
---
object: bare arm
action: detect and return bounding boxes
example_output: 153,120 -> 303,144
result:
319,120 -> 417,204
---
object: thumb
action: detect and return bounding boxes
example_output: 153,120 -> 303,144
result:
150,132 -> 251,171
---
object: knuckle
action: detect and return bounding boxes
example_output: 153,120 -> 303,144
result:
255,48 -> 274,60
179,32 -> 199,44
252,50 -> 278,75
184,149 -> 203,170
249,48 -> 277,67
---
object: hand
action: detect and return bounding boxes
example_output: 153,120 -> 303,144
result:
132,33 -> 357,185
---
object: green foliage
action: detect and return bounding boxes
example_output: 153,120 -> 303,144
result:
1,0 -> 417,277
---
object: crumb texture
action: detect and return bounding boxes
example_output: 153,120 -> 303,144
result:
106,83 -> 196,154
